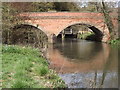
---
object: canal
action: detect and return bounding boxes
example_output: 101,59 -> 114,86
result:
45,39 -> 118,88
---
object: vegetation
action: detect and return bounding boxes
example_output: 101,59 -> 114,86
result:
2,3 -> 22,44
2,45 -> 66,88
53,2 -> 80,11
100,1 -> 117,40
109,38 -> 120,47
78,32 -> 94,40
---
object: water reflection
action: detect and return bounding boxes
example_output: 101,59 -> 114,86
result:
53,39 -> 104,62
45,39 -> 118,88
59,71 -> 118,88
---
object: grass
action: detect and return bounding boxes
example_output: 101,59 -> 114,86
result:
78,32 -> 94,39
2,45 -> 66,88
109,38 -> 120,48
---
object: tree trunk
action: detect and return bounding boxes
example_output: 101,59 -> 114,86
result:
101,1 -> 116,40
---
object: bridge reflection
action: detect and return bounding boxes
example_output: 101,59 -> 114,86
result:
45,40 -> 117,73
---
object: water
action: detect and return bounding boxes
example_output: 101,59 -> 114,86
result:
45,39 -> 118,88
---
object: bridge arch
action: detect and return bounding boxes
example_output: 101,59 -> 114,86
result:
13,23 -> 48,36
11,23 -> 48,47
56,21 -> 109,42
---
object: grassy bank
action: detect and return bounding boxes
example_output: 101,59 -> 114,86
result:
109,39 -> 120,48
2,45 -> 66,88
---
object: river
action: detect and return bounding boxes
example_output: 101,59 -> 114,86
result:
45,39 -> 118,88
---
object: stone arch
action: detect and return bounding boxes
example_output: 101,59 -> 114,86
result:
11,23 -> 48,47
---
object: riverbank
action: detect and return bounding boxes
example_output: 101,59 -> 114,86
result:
2,45 -> 66,88
109,39 -> 120,48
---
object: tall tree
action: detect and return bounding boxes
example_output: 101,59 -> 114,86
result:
100,1 -> 117,40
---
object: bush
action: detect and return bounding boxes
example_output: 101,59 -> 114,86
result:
109,39 -> 120,45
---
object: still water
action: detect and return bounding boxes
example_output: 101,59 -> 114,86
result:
45,39 -> 118,88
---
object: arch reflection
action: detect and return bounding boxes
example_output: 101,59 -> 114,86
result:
46,40 -> 117,73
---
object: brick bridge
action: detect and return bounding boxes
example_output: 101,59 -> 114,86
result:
16,12 -> 117,43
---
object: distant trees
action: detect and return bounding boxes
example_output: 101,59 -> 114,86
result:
8,2 -> 80,12
53,2 -> 80,11
86,2 -> 101,12
31,2 -> 55,12
2,3 -> 22,44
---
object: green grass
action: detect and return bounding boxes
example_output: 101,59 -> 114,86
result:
109,39 -> 120,48
78,32 -> 94,39
2,45 -> 66,88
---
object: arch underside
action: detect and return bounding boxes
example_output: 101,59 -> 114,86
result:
56,22 -> 109,42
56,22 -> 105,36
12,24 -> 48,46
13,24 -> 48,39
13,23 -> 48,36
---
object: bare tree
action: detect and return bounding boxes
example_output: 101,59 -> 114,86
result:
100,1 -> 117,40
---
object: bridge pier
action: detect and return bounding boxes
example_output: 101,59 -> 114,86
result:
102,34 -> 110,42
48,37 -> 53,43
62,33 -> 65,40
62,30 -> 65,40
48,34 -> 56,43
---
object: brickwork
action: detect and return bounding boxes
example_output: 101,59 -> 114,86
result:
18,12 -> 117,42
